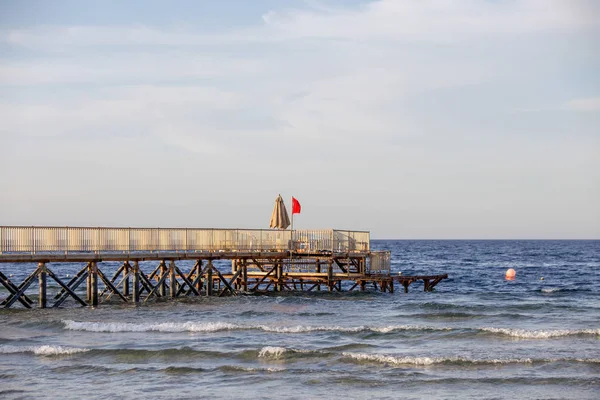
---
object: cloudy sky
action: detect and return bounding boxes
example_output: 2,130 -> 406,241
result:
0,0 -> 598,239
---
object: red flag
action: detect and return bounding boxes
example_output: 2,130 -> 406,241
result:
292,197 -> 301,214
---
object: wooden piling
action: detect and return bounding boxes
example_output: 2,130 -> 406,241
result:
86,262 -> 92,302
316,259 -> 321,291
195,260 -> 202,293
38,262 -> 46,308
276,262 -> 283,292
242,259 -> 248,292
123,262 -> 130,297
169,261 -> 176,298
132,261 -> 140,303
327,260 -> 333,291
90,262 -> 98,306
159,260 -> 167,297
206,261 -> 213,296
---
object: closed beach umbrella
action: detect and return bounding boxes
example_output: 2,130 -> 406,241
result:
270,194 -> 291,229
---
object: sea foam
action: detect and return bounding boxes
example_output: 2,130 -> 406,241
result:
62,320 -> 448,334
62,320 -> 238,333
258,346 -> 288,358
341,352 -> 600,366
0,345 -> 89,356
480,327 -> 600,339
541,288 -> 562,293
61,320 -> 600,340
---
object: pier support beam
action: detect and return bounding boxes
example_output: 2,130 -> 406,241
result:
316,259 -> 321,291
242,260 -> 248,292
327,260 -> 333,291
159,261 -> 167,297
38,262 -> 47,308
206,260 -> 213,296
86,263 -> 92,302
276,262 -> 283,292
123,262 -> 130,297
169,261 -> 176,298
90,262 -> 98,306
132,261 -> 140,303
195,260 -> 203,293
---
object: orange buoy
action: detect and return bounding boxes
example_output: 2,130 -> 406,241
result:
505,268 -> 516,280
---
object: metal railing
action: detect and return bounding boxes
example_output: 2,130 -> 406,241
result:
368,251 -> 391,275
0,226 -> 370,254
333,230 -> 370,252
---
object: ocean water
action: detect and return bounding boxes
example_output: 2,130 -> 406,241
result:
1,240 -> 599,399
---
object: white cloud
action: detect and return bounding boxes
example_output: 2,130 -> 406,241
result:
0,0 -> 598,237
0,52 -> 268,86
261,0 -> 598,41
564,97 -> 600,111
3,0 -> 597,51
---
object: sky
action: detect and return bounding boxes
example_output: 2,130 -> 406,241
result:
0,0 -> 599,239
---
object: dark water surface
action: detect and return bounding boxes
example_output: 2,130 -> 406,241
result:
1,240 -> 599,399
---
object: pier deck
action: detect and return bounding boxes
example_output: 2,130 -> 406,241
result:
0,226 -> 448,308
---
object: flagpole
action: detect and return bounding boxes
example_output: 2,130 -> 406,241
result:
290,196 -> 294,251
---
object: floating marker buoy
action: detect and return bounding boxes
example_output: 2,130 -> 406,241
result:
505,268 -> 516,280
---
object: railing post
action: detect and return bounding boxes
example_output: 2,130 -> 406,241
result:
157,227 -> 161,252
330,230 -> 334,253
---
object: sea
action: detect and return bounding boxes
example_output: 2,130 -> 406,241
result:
1,240 -> 599,399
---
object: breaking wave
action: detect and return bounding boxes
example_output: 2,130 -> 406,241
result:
541,288 -> 562,293
258,346 -> 289,358
0,345 -> 89,356
62,320 -> 239,333
341,352 -> 600,366
61,320 -> 599,340
480,327 -> 600,339
61,320 -> 450,334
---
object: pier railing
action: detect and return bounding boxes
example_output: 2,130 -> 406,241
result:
368,251 -> 391,275
0,226 -> 370,254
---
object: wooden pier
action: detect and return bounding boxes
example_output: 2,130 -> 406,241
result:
0,226 -> 448,308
